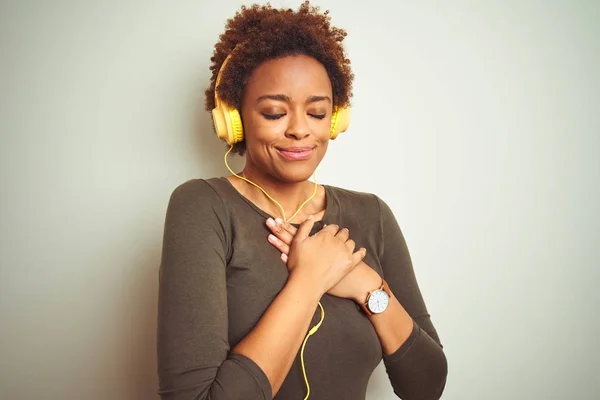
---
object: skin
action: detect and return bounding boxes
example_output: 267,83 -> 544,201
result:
265,218 -> 414,355
227,54 -> 330,223
226,54 -> 413,396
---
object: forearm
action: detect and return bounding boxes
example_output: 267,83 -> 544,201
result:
368,293 -> 414,355
353,269 -> 446,399
232,276 -> 322,397
351,265 -> 414,354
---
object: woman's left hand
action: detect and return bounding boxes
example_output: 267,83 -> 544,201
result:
266,217 -> 381,304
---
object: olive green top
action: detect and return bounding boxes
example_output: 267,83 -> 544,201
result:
157,177 -> 447,399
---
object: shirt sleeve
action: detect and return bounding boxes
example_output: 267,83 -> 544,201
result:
375,195 -> 448,400
157,179 -> 272,400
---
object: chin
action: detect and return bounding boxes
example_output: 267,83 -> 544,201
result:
275,163 -> 317,183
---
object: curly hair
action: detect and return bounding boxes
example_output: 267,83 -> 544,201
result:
205,1 -> 354,155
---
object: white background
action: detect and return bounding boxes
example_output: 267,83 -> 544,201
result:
1,1 -> 599,399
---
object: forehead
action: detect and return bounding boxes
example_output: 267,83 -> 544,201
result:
244,55 -> 332,99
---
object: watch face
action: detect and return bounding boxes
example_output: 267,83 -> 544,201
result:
368,289 -> 389,314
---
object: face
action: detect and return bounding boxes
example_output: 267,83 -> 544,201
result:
240,54 -> 333,183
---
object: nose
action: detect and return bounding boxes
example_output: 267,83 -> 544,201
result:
285,111 -> 310,140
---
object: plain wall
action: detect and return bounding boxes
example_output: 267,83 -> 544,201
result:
1,1 -> 599,399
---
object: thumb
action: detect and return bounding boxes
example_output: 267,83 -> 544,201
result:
294,215 -> 315,242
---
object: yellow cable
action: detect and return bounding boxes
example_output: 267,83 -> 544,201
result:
223,145 -> 317,223
223,145 -> 324,399
301,301 -> 325,400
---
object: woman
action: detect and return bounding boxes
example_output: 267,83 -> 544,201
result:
157,2 -> 447,399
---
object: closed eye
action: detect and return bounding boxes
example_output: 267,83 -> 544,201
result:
262,113 -> 326,120
262,113 -> 286,120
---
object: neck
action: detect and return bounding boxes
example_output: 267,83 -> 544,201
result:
240,164 -> 315,221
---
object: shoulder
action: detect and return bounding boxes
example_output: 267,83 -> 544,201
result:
169,177 -> 222,201
162,178 -> 233,261
326,184 -> 385,213
326,185 -> 399,227
166,178 -> 230,220
168,178 -> 220,205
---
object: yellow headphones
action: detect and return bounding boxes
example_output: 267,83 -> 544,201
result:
212,50 -> 351,145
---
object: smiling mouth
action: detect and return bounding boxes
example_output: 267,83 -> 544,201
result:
276,147 -> 315,161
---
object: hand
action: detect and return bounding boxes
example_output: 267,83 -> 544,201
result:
282,216 -> 367,299
267,217 -> 381,303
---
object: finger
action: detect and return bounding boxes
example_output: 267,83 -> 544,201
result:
335,227 -> 350,242
295,215 -> 315,242
319,223 -> 340,236
345,239 -> 356,254
277,218 -> 298,236
266,217 -> 292,245
268,234 -> 290,255
281,253 -> 288,264
351,247 -> 367,267
269,218 -> 294,246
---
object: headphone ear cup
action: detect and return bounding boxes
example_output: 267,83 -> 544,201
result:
228,108 -> 244,144
329,106 -> 351,140
212,106 -> 229,143
212,103 -> 244,145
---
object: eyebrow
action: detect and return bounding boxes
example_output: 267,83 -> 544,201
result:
307,95 -> 331,104
256,94 -> 332,104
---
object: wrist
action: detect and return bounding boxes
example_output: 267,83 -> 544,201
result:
352,265 -> 383,304
286,273 -> 324,303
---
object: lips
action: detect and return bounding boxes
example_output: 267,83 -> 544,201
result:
276,147 -> 315,161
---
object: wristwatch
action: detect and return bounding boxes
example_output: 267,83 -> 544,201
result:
360,279 -> 391,316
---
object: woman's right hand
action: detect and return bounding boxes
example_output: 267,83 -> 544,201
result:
286,216 -> 367,297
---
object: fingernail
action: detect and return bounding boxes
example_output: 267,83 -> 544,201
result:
275,218 -> 283,225
268,234 -> 278,243
266,218 -> 275,227
307,215 -> 313,220
281,253 -> 288,262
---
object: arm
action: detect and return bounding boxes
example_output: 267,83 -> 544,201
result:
157,180 -> 322,399
158,180 -> 270,399
371,196 -> 448,400
265,213 -> 447,399
232,218 -> 365,395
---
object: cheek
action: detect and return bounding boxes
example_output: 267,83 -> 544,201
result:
311,117 -> 332,141
316,138 -> 329,161
243,115 -> 285,145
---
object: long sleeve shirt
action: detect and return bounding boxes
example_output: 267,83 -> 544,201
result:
157,177 -> 447,400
